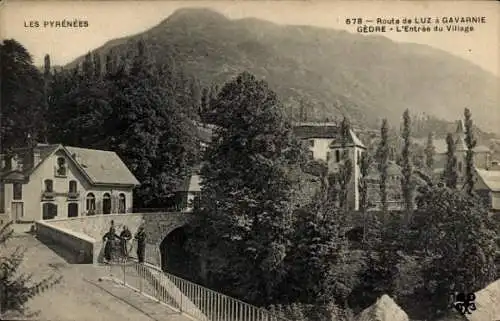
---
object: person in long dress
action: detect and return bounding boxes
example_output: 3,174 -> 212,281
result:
119,226 -> 132,260
135,226 -> 146,263
103,226 -> 118,263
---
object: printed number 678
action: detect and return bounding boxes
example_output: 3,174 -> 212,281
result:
345,18 -> 362,25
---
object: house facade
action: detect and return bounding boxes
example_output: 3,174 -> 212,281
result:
474,168 -> 500,211
0,144 -> 140,222
292,122 -> 367,210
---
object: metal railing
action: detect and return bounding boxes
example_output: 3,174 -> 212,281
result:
106,261 -> 291,321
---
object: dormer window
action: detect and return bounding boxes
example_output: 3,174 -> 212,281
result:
44,179 -> 53,192
56,157 -> 67,177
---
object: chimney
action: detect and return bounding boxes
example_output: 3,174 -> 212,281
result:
72,153 -> 81,164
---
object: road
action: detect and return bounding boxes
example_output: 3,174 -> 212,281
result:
4,232 -> 192,321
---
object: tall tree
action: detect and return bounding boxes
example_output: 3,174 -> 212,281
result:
443,133 -> 458,189
464,108 -> 477,195
285,203 -> 357,307
401,109 -> 414,221
187,72 -> 300,305
104,40 -> 197,208
377,119 -> 390,214
338,117 -> 353,210
412,186 -> 497,319
0,39 -> 45,152
424,132 -> 435,171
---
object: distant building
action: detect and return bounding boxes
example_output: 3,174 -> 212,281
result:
415,120 -> 493,179
0,144 -> 140,222
364,161 -> 404,211
292,122 -> 367,210
175,165 -> 202,212
474,168 -> 500,211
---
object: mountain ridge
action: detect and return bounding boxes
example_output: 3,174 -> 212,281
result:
65,7 -> 500,133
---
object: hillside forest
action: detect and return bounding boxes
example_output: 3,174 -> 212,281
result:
1,37 -> 499,321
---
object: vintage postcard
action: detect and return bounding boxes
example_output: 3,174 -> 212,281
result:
0,1 -> 499,321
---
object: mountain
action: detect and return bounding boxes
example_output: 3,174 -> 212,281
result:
66,8 -> 500,133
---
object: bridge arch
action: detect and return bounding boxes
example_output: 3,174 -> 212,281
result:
159,225 -> 199,281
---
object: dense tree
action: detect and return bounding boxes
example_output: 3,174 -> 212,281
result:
400,109 -> 414,222
187,72 -> 301,305
0,222 -> 61,318
443,133 -> 458,189
376,119 -> 389,215
464,108 -> 476,195
0,39 -> 45,152
424,132 -> 435,171
411,186 -> 497,319
45,41 -> 199,208
285,205 -> 351,305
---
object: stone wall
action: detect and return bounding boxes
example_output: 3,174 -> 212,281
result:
35,220 -> 95,263
40,212 -> 196,264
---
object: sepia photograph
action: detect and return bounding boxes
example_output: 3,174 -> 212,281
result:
0,1 -> 499,320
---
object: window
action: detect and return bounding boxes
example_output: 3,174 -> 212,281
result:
44,179 -> 53,192
335,150 -> 340,163
56,157 -> 67,176
118,193 -> 126,214
13,183 -> 22,200
86,193 -> 96,212
69,180 -> 77,193
326,152 -> 331,162
309,140 -> 315,147
308,150 -> 314,159
103,193 -> 111,214
458,161 -> 463,172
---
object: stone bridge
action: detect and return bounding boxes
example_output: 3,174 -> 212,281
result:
36,212 -> 196,267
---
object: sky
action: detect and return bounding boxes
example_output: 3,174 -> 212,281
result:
0,1 -> 499,76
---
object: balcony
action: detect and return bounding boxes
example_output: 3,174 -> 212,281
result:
67,192 -> 80,199
41,191 -> 56,200
41,191 -> 80,200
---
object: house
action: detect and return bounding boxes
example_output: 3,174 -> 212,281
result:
175,165 -> 202,212
364,161 -> 427,211
292,122 -> 367,210
175,121 -> 367,211
172,122 -> 212,212
415,120 -> 493,179
474,168 -> 500,211
0,143 -> 140,222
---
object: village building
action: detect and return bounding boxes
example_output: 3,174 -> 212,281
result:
173,123 -> 212,212
414,119 -> 500,211
0,144 -> 140,222
416,120 -> 493,177
292,122 -> 366,210
475,169 -> 500,211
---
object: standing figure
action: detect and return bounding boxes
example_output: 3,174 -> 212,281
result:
135,226 -> 146,263
102,226 -> 118,263
120,226 -> 132,260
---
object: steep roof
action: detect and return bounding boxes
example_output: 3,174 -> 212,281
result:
2,144 -> 140,186
475,168 -> 500,192
64,146 -> 140,186
455,119 -> 465,134
176,174 -> 201,193
356,295 -> 409,321
455,135 -> 468,152
292,123 -> 366,148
